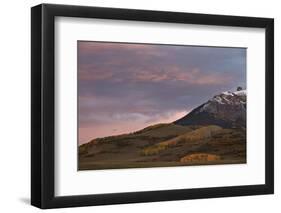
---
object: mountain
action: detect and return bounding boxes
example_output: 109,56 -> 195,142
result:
79,88 -> 247,170
174,89 -> 246,128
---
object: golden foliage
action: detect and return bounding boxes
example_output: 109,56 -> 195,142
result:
180,153 -> 221,163
141,125 -> 222,156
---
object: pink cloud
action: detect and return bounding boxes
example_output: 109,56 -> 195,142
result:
79,67 -> 113,81
78,41 -> 165,57
79,62 -> 232,86
131,66 -> 232,86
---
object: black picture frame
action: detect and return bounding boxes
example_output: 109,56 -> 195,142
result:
31,3 -> 274,209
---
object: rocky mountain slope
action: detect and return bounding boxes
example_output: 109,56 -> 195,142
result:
174,89 -> 246,128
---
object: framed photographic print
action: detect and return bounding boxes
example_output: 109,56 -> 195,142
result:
31,3 -> 274,209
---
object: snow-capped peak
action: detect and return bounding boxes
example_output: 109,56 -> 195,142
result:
202,88 -> 246,111
222,91 -> 234,96
233,89 -> 246,96
221,89 -> 246,97
174,88 -> 247,128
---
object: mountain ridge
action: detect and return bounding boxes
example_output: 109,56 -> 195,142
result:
174,89 -> 246,128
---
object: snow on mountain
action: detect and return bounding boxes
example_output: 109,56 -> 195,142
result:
233,89 -> 246,96
211,89 -> 246,106
174,88 -> 246,128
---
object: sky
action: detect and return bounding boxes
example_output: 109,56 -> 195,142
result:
78,41 -> 246,144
